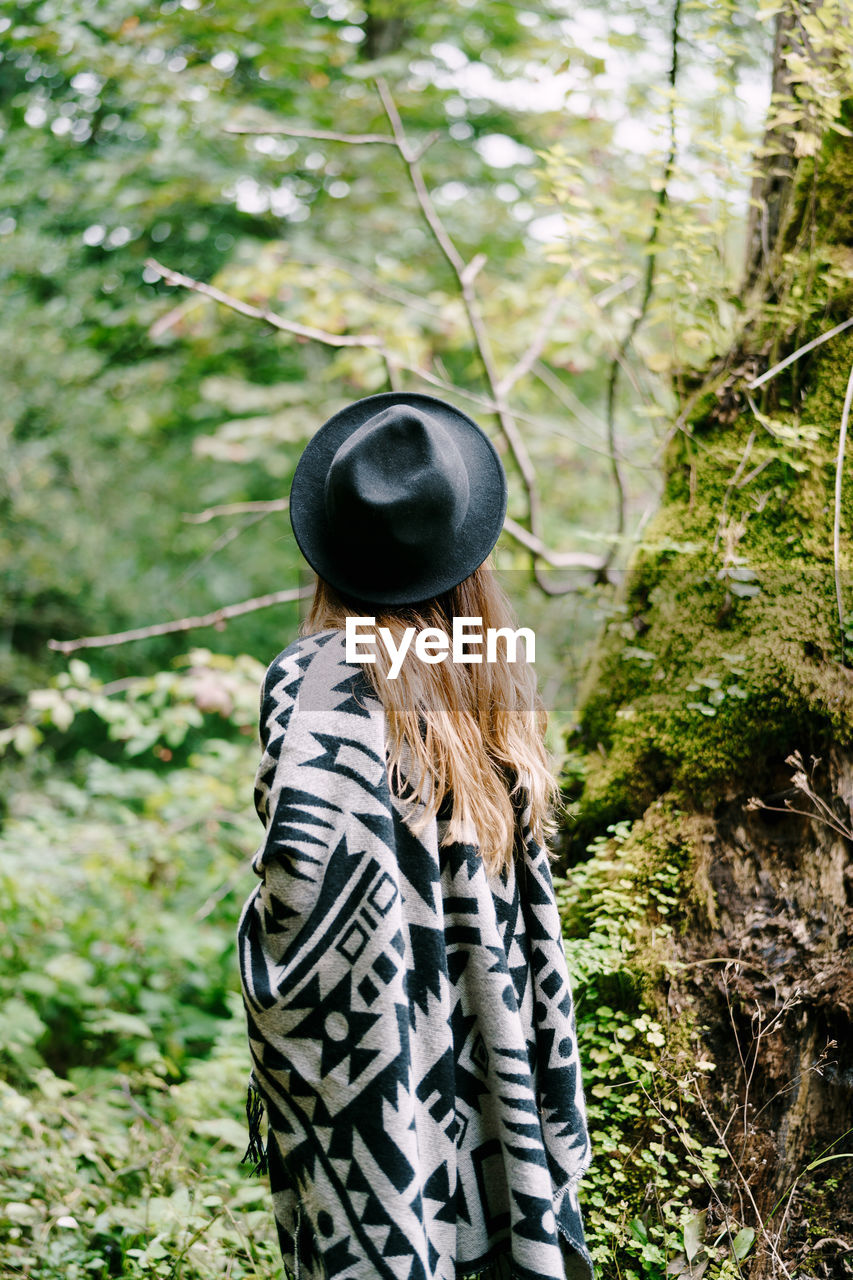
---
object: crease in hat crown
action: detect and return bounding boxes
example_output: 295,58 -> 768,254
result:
323,405 -> 471,545
288,391 -> 508,607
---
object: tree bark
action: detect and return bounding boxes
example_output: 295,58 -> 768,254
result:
741,8 -> 801,297
564,21 -> 853,1275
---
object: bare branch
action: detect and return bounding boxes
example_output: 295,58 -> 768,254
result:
374,77 -> 550,589
225,121 -> 399,146
175,512 -> 270,591
497,292 -> 566,399
747,314 -> 853,390
835,357 -> 853,663
146,259 -> 383,349
745,798 -> 853,843
744,389 -> 781,440
149,300 -> 193,340
226,116 -> 440,161
533,360 -> 612,437
737,457 -> 774,489
592,274 -> 639,307
375,79 -> 467,275
48,586 -> 313,655
183,499 -> 289,524
502,517 -> 605,571
712,427 -> 756,556
460,253 -> 487,287
408,130 -> 441,163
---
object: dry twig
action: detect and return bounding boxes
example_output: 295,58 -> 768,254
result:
746,750 -> 853,842
146,258 -> 382,349
48,586 -> 313,655
834,358 -> 853,663
183,498 -> 289,524
375,77 -> 583,595
747,314 -> 853,391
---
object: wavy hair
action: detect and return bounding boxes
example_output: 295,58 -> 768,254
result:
301,562 -> 558,877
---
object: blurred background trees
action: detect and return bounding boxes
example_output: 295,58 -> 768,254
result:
2,0 -> 771,700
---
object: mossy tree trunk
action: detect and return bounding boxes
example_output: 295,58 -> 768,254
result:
563,18 -> 853,1276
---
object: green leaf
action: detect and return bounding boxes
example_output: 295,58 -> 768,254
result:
629,1216 -> 649,1243
86,1010 -> 153,1039
12,724 -> 43,756
732,1227 -> 755,1259
683,1210 -> 706,1262
805,1152 -> 853,1171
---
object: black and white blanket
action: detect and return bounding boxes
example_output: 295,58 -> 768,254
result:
237,630 -> 593,1280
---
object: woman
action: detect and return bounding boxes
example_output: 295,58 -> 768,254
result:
237,393 -> 593,1280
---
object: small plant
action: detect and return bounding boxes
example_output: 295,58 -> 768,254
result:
746,749 -> 853,841
0,650 -> 265,760
555,818 -> 729,1278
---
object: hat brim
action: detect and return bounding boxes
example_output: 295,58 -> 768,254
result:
289,392 -> 508,607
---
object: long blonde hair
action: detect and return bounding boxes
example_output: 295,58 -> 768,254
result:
301,563 -> 558,877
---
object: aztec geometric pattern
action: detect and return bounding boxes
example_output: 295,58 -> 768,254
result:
237,630 -> 594,1280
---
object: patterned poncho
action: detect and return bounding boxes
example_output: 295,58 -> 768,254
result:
237,630 -> 593,1280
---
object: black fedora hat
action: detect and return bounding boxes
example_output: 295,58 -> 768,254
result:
289,392 -> 507,607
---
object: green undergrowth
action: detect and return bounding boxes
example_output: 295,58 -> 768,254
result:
557,807 -> 755,1280
0,653 -> 747,1280
0,1024 -> 282,1280
0,657 -> 284,1279
0,646 -> 808,1280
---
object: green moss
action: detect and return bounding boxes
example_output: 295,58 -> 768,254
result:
567,310 -> 853,848
786,100 -> 853,250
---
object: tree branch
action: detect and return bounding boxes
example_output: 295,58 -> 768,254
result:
502,517 -> 605,570
224,122 -> 399,146
496,291 -> 566,399
47,586 -> 313,655
145,259 -> 383,349
375,77 -> 569,593
747,314 -> 853,391
533,360 -> 624,452
174,512 -> 269,591
183,498 -> 290,524
224,120 -> 441,163
181,501 -> 604,574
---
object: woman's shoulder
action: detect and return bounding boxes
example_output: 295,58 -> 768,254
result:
262,629 -> 379,715
263,628 -> 344,681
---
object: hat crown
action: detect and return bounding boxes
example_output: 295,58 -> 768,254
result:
324,405 -> 470,551
288,391 -> 507,607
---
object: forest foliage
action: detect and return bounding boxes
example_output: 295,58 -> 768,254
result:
4,0 -> 849,1276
